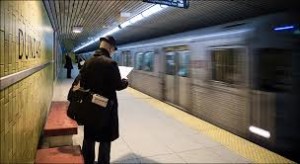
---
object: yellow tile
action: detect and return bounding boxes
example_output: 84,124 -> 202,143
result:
0,130 -> 5,163
12,42 -> 16,72
0,98 -> 4,132
12,122 -> 17,162
4,10 -> 10,39
1,0 -> 55,162
8,64 -> 12,75
15,1 -> 19,15
7,7 -> 12,36
15,36 -> 19,69
16,116 -> 21,161
12,14 -> 16,37
0,31 -> 4,65
0,1 -> 5,31
19,1 -> 23,17
0,65 -> 3,78
4,100 -> 8,135
14,87 -> 19,117
12,97 -> 16,123
0,90 -> 3,102
4,88 -> 8,104
9,35 -> 12,65
4,41 -> 8,73
6,130 -> 13,163
8,92 -> 12,123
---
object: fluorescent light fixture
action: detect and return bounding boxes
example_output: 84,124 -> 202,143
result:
142,5 -> 163,17
93,37 -> 99,42
249,126 -> 271,138
120,20 -> 132,28
73,26 -> 83,33
104,27 -> 120,36
73,4 -> 168,52
120,12 -> 131,17
130,14 -> 143,24
74,27 -> 121,52
274,25 -> 295,31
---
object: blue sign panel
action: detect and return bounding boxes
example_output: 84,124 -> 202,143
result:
143,0 -> 189,9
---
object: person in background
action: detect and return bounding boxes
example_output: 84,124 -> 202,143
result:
64,53 -> 73,78
80,36 -> 128,164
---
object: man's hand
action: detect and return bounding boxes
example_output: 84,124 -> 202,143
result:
72,82 -> 81,91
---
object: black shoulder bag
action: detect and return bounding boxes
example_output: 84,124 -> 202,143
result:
67,78 -> 91,125
67,75 -> 113,125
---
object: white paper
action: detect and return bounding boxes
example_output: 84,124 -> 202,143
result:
118,66 -> 134,79
80,60 -> 85,65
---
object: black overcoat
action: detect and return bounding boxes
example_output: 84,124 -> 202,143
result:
79,48 -> 128,142
64,55 -> 73,69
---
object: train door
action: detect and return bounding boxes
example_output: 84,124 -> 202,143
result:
251,48 -> 293,147
164,45 -> 191,110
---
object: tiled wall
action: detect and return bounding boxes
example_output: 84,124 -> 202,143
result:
0,1 -> 54,163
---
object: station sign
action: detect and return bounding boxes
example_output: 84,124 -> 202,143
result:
142,0 -> 189,9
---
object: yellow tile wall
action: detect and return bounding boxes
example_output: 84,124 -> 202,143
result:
0,1 -> 54,163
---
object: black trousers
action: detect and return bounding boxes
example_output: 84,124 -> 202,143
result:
67,69 -> 72,78
82,139 -> 111,164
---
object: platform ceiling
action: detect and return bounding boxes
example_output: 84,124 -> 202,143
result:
43,0 -> 299,53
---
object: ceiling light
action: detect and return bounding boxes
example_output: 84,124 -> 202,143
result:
130,14 -> 143,24
142,5 -> 163,17
104,27 -> 121,36
73,4 -> 168,53
120,21 -> 132,28
120,12 -> 131,18
160,5 -> 168,8
73,26 -> 83,33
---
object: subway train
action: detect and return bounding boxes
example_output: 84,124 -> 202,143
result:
78,11 -> 300,161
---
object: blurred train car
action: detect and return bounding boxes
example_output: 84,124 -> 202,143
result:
78,11 -> 300,161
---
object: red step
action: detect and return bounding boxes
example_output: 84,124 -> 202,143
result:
35,145 -> 84,164
44,101 -> 78,137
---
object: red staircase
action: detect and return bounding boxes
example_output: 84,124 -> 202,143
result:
35,101 -> 83,163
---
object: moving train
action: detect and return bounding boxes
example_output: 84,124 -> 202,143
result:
78,11 -> 300,161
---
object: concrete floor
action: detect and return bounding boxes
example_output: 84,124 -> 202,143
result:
53,66 -> 251,163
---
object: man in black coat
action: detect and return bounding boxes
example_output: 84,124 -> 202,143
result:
64,53 -> 73,78
79,36 -> 128,164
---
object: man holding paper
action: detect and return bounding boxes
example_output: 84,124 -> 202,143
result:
79,36 -> 128,164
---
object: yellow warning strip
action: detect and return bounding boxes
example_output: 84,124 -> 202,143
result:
126,87 -> 295,163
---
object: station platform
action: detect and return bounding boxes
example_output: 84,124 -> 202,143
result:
52,68 -> 293,163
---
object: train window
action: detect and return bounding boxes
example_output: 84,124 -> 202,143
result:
112,52 -> 121,65
178,51 -> 189,77
166,52 -> 176,75
256,48 -> 292,92
127,52 -> 132,67
211,48 -> 243,84
143,51 -> 154,72
135,52 -> 144,70
122,51 -> 132,67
